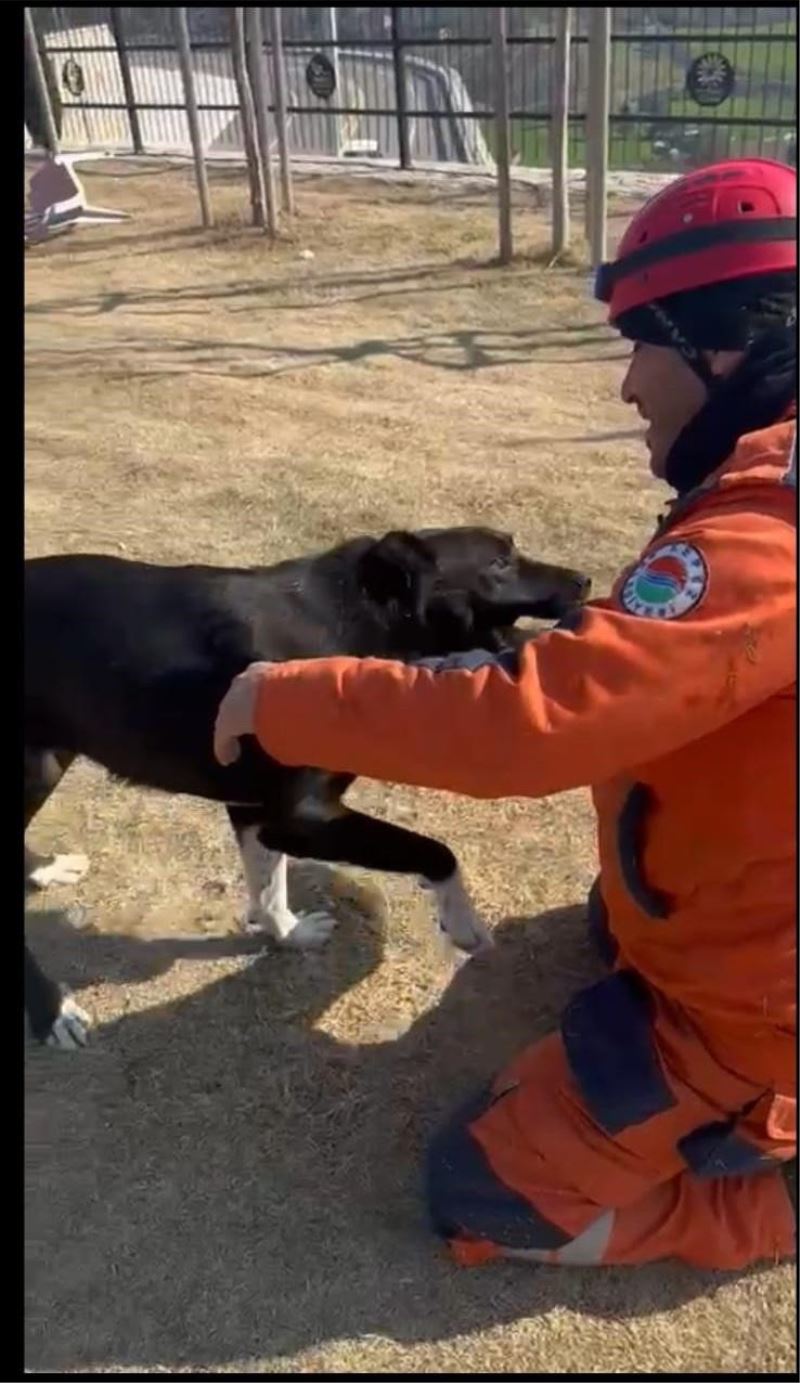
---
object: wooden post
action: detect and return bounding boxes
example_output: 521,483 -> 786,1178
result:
246,7 -> 277,237
586,7 -> 611,266
268,7 -> 294,214
490,6 -> 513,265
321,6 -> 343,159
24,8 -> 60,154
109,7 -> 143,154
173,8 -> 213,228
551,8 -> 571,257
230,7 -> 265,228
390,7 -> 411,170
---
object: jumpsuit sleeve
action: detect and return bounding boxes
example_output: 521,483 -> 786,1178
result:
249,507 -> 796,799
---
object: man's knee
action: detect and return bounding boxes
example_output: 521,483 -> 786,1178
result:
425,1091 -> 573,1255
426,1092 -> 796,1270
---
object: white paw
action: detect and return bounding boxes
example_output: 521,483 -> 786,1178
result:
240,906 -> 271,936
280,909 -> 338,950
29,853 -> 90,889
428,871 -> 494,957
45,995 -> 91,1050
239,905 -> 338,949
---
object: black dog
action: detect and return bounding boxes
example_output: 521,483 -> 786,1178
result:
25,527 -> 590,1048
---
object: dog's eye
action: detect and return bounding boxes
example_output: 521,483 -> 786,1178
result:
489,555 -> 511,574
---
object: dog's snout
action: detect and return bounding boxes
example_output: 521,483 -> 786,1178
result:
574,573 -> 592,601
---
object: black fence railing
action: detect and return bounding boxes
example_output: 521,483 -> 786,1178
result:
28,7 -> 797,173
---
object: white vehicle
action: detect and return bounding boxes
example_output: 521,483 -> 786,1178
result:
341,138 -> 381,158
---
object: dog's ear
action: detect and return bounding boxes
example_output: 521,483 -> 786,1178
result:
358,531 -> 437,610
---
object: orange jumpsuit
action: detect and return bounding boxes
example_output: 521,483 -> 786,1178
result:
249,420 -> 797,1269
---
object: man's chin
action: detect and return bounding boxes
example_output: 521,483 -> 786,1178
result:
646,438 -> 669,480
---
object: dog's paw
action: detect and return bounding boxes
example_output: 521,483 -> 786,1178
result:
240,906 -> 271,936
280,910 -> 338,950
239,904 -> 338,948
28,853 -> 90,890
45,995 -> 91,1050
428,870 -> 494,957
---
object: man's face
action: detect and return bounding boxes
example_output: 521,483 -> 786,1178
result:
620,342 -> 707,479
620,341 -> 744,479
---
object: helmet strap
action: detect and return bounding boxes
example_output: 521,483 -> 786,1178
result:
645,302 -> 720,392
664,326 -> 796,493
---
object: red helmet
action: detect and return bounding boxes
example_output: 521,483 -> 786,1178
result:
595,158 -> 796,322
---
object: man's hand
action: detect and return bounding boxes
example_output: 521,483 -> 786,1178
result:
213,662 -> 275,765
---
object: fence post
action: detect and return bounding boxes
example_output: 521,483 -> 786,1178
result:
109,7 -> 143,154
551,7 -> 571,257
586,7 -> 611,266
490,6 -> 513,264
173,7 -> 213,228
321,6 -> 343,159
268,7 -> 294,214
390,7 -> 411,170
24,8 -> 60,154
246,6 -> 277,237
230,7 -> 265,227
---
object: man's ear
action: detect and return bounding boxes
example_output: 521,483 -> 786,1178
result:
358,531 -> 437,614
706,348 -> 747,380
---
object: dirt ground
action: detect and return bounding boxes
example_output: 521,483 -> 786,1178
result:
25,162 -> 795,1375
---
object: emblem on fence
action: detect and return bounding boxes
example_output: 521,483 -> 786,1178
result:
61,56 -> 85,99
686,53 -> 735,107
306,53 -> 337,101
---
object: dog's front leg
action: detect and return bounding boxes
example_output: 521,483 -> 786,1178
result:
420,868 -> 495,957
261,808 -> 493,958
227,811 -> 337,948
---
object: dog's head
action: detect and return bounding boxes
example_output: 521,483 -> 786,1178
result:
358,526 -> 591,654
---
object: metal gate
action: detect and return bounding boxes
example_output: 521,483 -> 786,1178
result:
28,6 -> 797,173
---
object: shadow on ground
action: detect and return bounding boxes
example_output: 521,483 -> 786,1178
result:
26,896 -> 750,1372
26,260 -> 513,314
26,323 -> 626,387
26,259 -> 587,318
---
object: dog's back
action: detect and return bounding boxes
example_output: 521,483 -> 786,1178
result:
25,553 -> 338,802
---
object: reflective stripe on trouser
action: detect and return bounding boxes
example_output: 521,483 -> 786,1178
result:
426,975 -> 796,1270
453,1172 -> 794,1270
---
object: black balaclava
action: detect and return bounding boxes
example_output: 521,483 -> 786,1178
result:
614,270 -> 797,494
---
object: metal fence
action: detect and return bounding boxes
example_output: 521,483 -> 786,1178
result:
28,6 -> 797,173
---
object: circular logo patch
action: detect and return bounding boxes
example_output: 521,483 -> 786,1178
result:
62,57 -> 85,99
621,542 -> 708,620
306,53 -> 337,101
686,52 -> 735,109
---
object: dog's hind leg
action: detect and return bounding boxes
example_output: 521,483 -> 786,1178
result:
25,749 -> 89,889
25,750 -> 92,1048
25,944 -> 90,1049
259,806 -> 493,958
227,807 -> 337,949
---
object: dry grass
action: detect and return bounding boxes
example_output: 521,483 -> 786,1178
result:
25,162 -> 795,1375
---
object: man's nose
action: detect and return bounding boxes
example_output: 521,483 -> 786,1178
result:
620,357 -> 636,405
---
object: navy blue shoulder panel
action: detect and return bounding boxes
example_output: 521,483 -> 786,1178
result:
412,645 -> 522,676
413,619 -> 587,678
